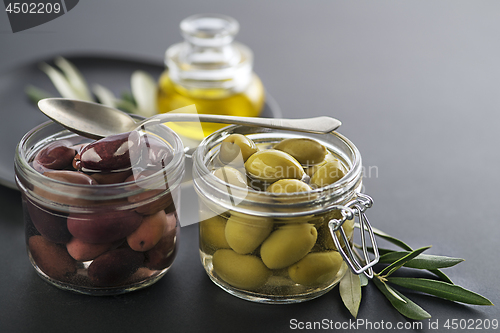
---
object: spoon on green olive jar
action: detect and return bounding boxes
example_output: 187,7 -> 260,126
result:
37,98 -> 341,140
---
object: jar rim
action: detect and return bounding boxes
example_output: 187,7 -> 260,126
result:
192,125 -> 363,217
15,119 -> 185,201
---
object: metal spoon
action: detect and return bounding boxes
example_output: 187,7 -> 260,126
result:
38,98 -> 341,140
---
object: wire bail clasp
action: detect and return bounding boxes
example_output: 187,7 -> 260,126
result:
328,193 -> 379,278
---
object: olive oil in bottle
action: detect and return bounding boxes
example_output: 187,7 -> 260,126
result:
157,14 -> 265,140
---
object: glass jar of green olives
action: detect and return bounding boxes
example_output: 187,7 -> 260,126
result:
15,119 -> 185,295
192,126 -> 379,303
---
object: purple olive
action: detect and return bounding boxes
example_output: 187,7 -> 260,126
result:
66,237 -> 114,261
88,248 -> 145,286
44,170 -> 98,185
32,140 -> 76,172
89,170 -> 132,184
67,210 -> 142,244
125,171 -> 175,215
23,199 -> 41,239
128,133 -> 174,172
144,213 -> 179,270
79,131 -> 141,172
33,170 -> 97,206
29,235 -> 77,281
26,198 -> 72,244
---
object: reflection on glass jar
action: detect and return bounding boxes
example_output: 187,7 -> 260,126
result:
193,126 -> 374,303
15,120 -> 185,295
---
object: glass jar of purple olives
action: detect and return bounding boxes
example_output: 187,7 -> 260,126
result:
15,119 -> 185,295
192,125 -> 379,303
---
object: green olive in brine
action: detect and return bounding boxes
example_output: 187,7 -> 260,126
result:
267,179 -> 312,194
213,166 -> 248,188
317,217 -> 354,251
200,215 -> 230,251
310,158 -> 346,188
274,138 -> 327,165
267,179 -> 314,204
225,215 -> 273,254
305,152 -> 344,177
244,149 -> 305,183
288,251 -> 344,286
213,249 -> 271,290
219,134 -> 258,165
260,223 -> 317,269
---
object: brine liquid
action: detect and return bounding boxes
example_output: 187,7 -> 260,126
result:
156,72 -> 265,141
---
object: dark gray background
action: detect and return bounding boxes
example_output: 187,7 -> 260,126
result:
0,1 -> 499,332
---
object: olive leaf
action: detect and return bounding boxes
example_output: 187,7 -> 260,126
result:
359,273 -> 369,287
339,269 -> 362,318
364,225 -> 413,251
345,225 -> 491,321
387,277 -> 493,306
378,246 -> 431,277
26,58 -> 158,118
428,269 -> 453,284
366,246 -> 395,256
379,251 -> 464,270
54,57 -> 92,101
25,85 -> 51,104
115,99 -> 137,114
39,62 -> 84,100
383,280 -> 407,303
131,70 -> 157,117
92,84 -> 117,108
121,91 -> 137,106
366,247 -> 455,283
373,277 -> 431,320
357,244 -> 394,256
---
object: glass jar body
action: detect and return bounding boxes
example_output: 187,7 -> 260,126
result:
197,198 -> 354,303
193,126 -> 365,303
15,121 -> 184,295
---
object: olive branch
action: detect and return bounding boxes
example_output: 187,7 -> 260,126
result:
338,225 -> 493,320
25,57 -> 157,117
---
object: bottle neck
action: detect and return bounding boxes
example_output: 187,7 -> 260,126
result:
165,41 -> 254,92
165,14 -> 254,93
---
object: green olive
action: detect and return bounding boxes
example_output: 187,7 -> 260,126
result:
200,215 -> 230,251
310,158 -> 346,188
213,166 -> 248,188
225,215 -> 273,254
244,149 -> 305,183
260,223 -> 317,269
288,251 -> 344,286
317,217 -> 354,251
267,179 -> 315,204
304,152 -> 341,177
219,134 -> 258,164
274,138 -> 327,165
267,179 -> 312,194
213,249 -> 271,290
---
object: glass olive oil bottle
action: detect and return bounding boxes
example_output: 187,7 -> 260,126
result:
157,14 -> 265,140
